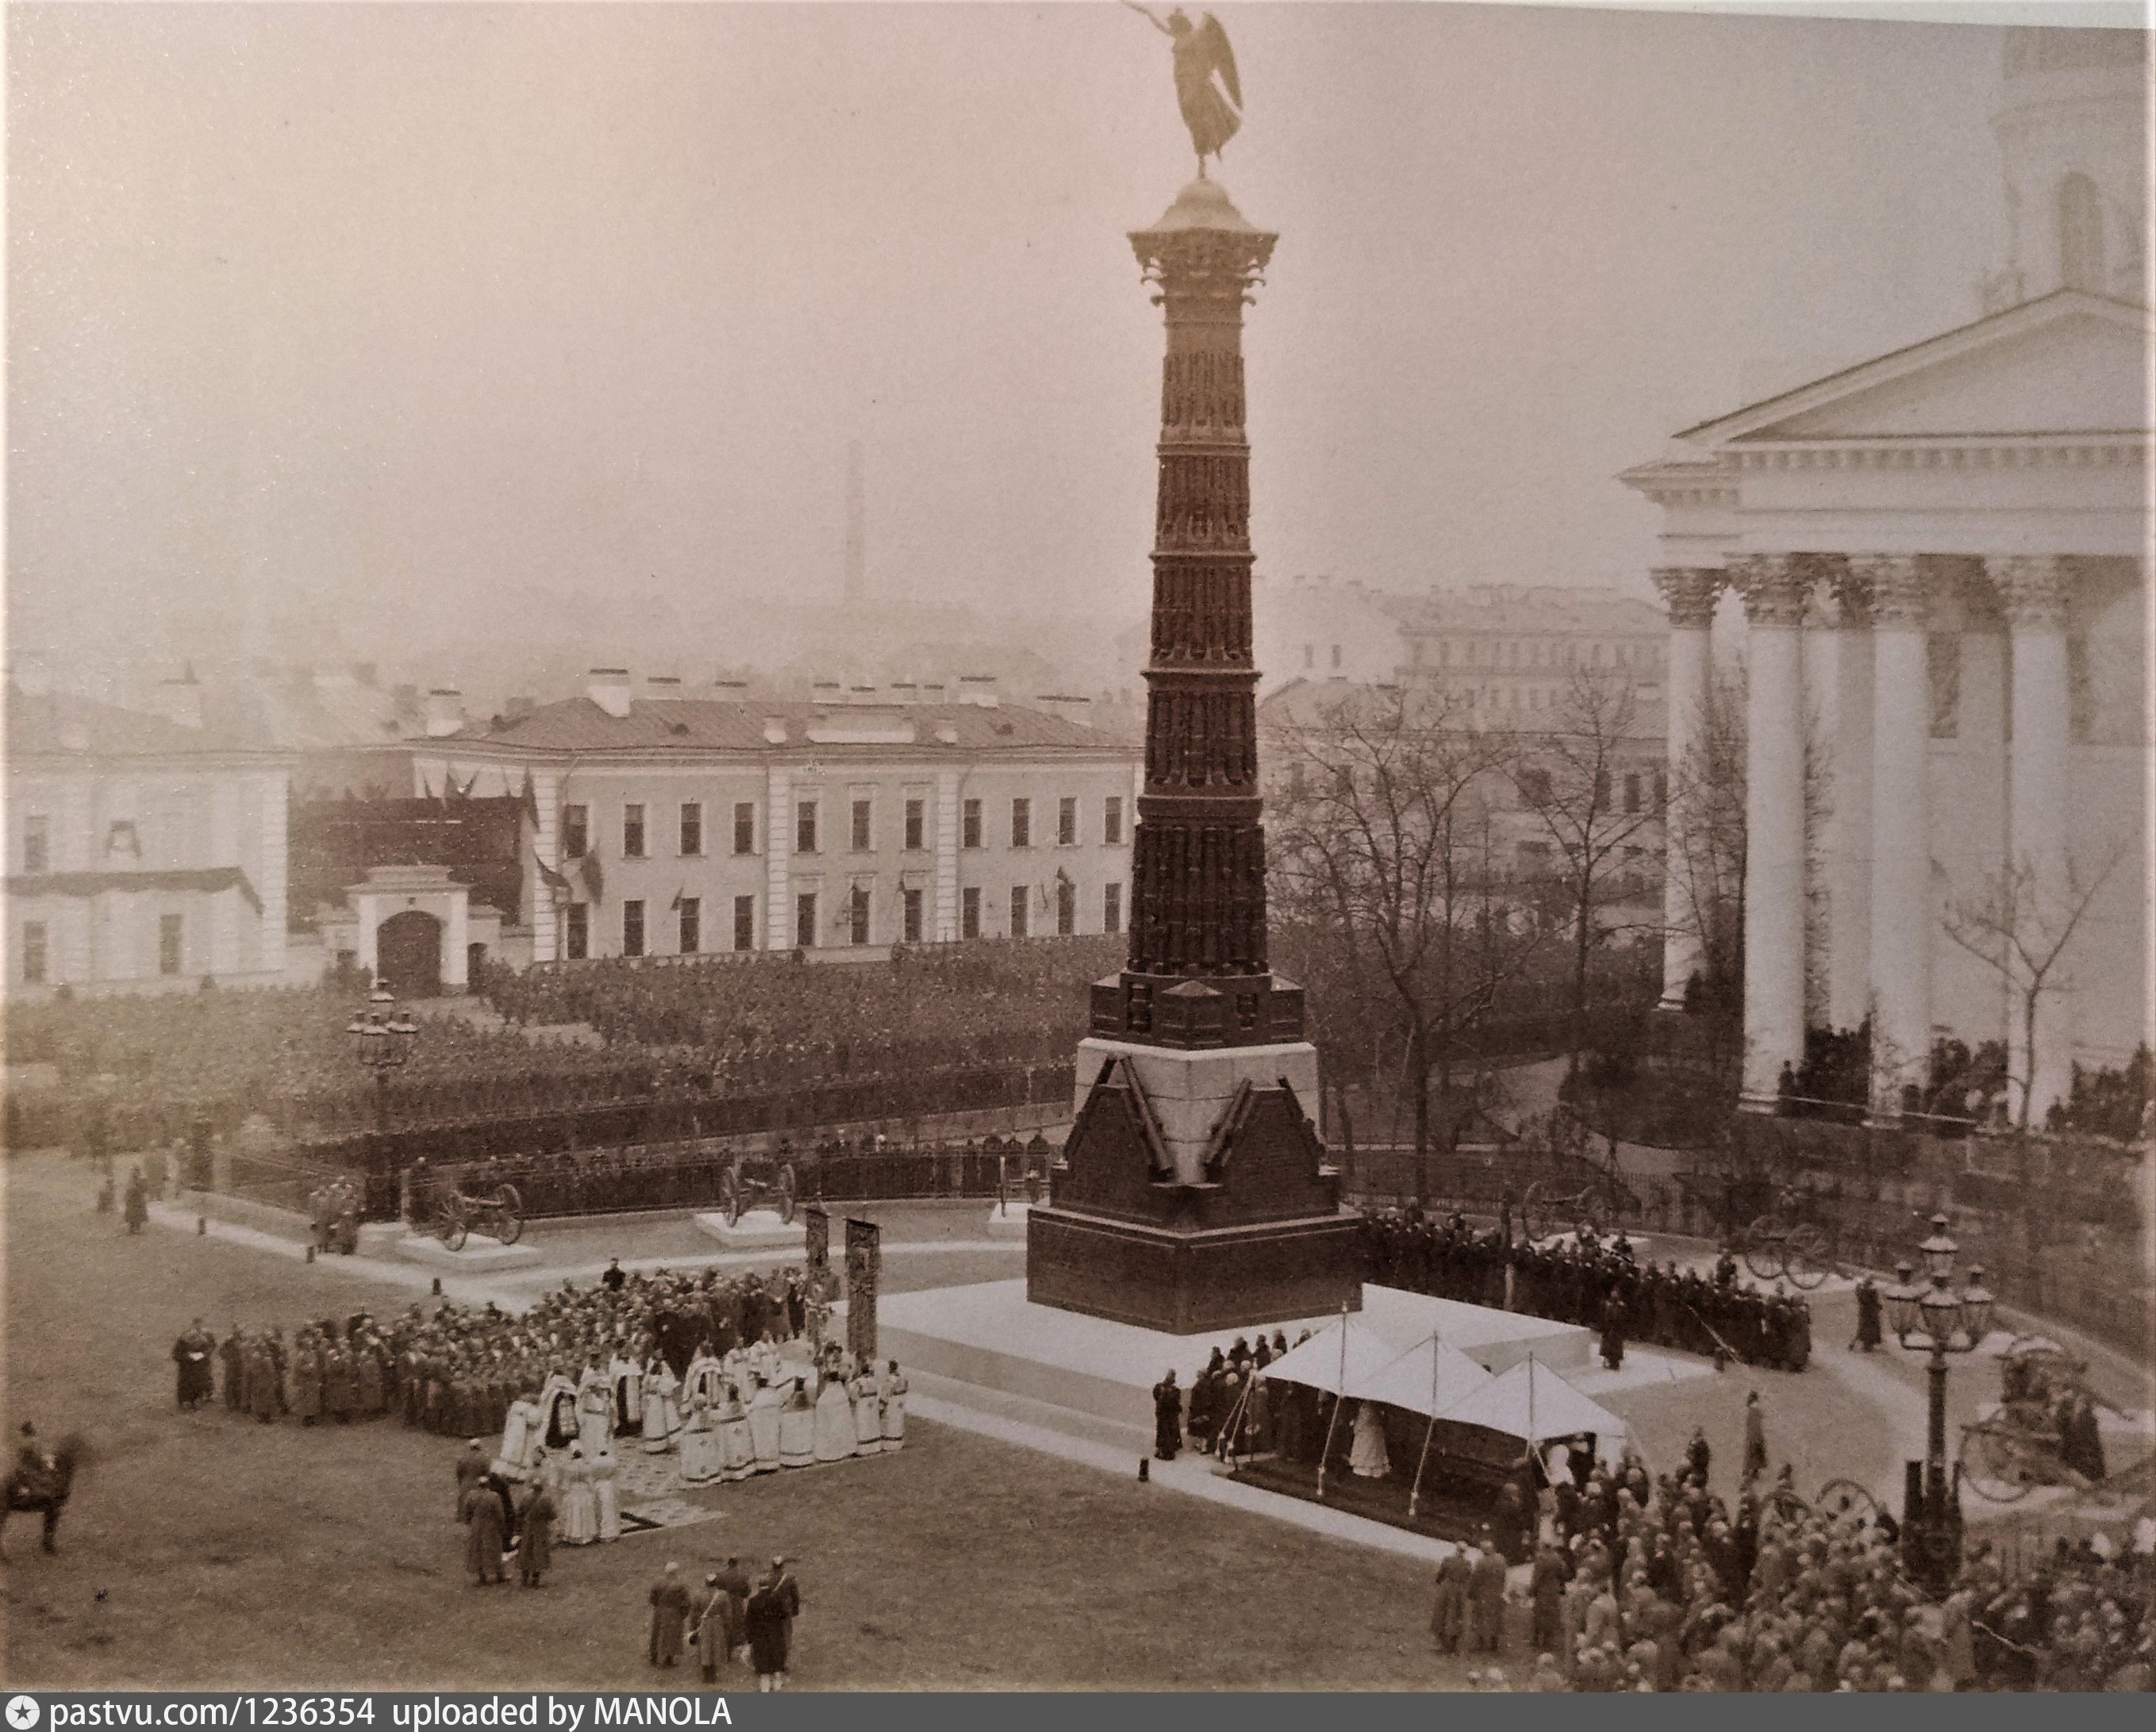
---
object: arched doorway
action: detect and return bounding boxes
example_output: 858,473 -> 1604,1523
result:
377,909 -> 443,1000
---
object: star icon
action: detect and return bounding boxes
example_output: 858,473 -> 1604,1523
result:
7,1696 -> 42,1730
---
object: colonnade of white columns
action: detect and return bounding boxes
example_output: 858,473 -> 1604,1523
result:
1654,551 -> 2084,1122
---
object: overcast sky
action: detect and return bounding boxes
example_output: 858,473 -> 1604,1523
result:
7,2 -> 2026,677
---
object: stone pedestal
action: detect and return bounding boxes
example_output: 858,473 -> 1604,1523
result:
392,1234 -> 544,1273
986,1200 -> 1035,1239
693,1210 -> 807,1251
1027,1039 -> 1362,1335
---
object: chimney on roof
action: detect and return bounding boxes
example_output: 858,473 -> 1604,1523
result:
425,689 -> 467,738
763,716 -> 789,745
957,674 -> 999,709
1035,693 -> 1093,729
151,669 -> 205,732
587,668 -> 632,720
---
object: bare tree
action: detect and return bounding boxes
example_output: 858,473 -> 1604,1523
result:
1940,844 -> 2126,1131
1664,666 -> 1748,1028
1508,666 -> 1662,1081
1266,682 -> 1546,1164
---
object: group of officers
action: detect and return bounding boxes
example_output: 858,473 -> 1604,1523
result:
1362,1208 -> 1814,1374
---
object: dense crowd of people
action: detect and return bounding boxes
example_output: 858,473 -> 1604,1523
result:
1505,1438 -> 2153,1692
1362,1209 -> 1813,1374
482,939 -> 1113,1081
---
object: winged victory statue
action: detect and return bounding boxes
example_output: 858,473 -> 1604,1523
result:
1128,6 -> 1243,174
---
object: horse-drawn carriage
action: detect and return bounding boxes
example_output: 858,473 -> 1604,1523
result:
716,1149 -> 798,1227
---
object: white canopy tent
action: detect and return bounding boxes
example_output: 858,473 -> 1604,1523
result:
1351,1335 -> 1497,1416
1433,1355 -> 1628,1456
1256,1316 -> 1397,1396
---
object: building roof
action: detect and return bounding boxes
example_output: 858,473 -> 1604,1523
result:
4,686 -> 267,762
446,697 -> 1130,758
1392,586 -> 1664,639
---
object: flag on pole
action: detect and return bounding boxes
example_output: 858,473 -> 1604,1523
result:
532,851 -> 571,897
581,851 -> 605,904
517,770 -> 541,827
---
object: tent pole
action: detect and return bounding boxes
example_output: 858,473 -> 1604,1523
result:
1315,1304 -> 1348,1500
1407,1337 -> 1440,1521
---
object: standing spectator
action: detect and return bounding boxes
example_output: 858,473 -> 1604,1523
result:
517,1480 -> 556,1588
692,1573 -> 739,1682
745,1557 -> 801,1692
459,1477 -> 508,1588
1469,1531 -> 1510,1653
1432,1546 -> 1472,1654
1743,1391 -> 1768,1483
123,1166 -> 150,1235
648,1562 -> 692,1668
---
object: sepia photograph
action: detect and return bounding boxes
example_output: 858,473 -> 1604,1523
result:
2,0 -> 2151,1700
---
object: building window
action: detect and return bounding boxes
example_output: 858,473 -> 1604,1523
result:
963,799 -> 982,850
1624,772 -> 1643,815
1517,840 -> 1553,876
848,885 -> 870,945
1654,768 -> 1668,811
565,903 -> 589,960
21,921 -> 50,984
678,897 -> 701,954
1519,768 -> 1551,806
733,801 -> 756,855
623,805 -> 646,859
1330,644 -> 1343,670
733,895 -> 755,952
159,914 -> 183,976
797,801 -> 819,854
851,798 -> 872,853
962,886 -> 981,939
21,815 -> 48,876
904,797 -> 925,851
1103,797 -> 1123,847
795,893 -> 817,950
1057,797 -> 1078,847
679,803 -> 703,856
1011,798 -> 1031,849
903,886 -> 923,943
563,805 -> 590,859
1009,885 -> 1030,939
1103,883 -> 1122,935
1593,767 -> 1612,806
622,899 -> 645,957
1056,877 -> 1075,936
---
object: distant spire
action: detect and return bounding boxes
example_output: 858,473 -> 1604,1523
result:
844,440 -> 865,607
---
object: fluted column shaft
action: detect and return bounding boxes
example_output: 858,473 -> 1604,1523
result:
1654,567 -> 1720,1009
1999,555 -> 2074,1123
1825,567 -> 1874,1033
1865,557 -> 1933,1112
1739,556 -> 1808,1104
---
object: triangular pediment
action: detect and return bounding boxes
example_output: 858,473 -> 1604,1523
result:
1678,292 -> 2151,446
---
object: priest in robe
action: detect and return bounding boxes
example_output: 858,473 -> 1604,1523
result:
746,1376 -> 785,1474
609,1343 -> 644,1438
812,1370 -> 855,1463
641,1357 -> 681,1454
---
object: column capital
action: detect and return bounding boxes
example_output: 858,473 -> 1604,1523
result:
1651,566 -> 1722,628
1992,555 -> 2070,629
1733,554 -> 1808,627
1849,555 -> 1928,628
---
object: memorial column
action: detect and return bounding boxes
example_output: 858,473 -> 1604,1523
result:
1864,555 -> 1934,1112
1651,566 -> 1721,1010
1737,554 -> 1808,1105
1997,554 -> 2074,1123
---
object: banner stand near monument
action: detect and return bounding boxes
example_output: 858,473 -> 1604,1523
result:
1025,155 -> 1361,1333
844,1216 -> 882,1365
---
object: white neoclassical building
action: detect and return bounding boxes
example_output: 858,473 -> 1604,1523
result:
1624,26 -> 2150,1119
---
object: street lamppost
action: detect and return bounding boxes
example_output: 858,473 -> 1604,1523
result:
1883,1212 -> 1995,1596
348,981 -> 419,1132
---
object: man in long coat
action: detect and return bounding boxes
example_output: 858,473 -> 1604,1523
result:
692,1573 -> 740,1682
1468,1534 -> 1510,1653
517,1481 -> 556,1588
1743,1391 -> 1768,1482
172,1320 -> 215,1408
648,1563 -> 693,1667
1431,1546 -> 1473,1654
459,1479 -> 508,1586
1151,1371 -> 1182,1461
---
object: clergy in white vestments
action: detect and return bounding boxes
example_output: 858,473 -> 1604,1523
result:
879,1362 -> 908,1453
717,1381 -> 755,1482
500,1391 -> 544,1477
850,1370 -> 882,1456
676,1396 -> 724,1486
747,1377 -> 785,1474
540,1371 -> 580,1451
560,1443 -> 600,1544
1349,1400 -> 1392,1479
778,1381 -> 816,1468
575,1365 -> 613,1455
641,1358 -> 682,1454
684,1352 -> 727,1414
813,1372 -> 855,1462
609,1348 -> 644,1438
592,1444 -> 622,1541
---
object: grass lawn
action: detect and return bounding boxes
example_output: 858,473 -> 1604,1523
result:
4,1156 -> 1480,1691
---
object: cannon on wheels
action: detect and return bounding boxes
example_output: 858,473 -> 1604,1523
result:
432,1183 -> 523,1252
1520,1179 -> 1609,1245
1734,1189 -> 1834,1289
1957,1334 -> 2105,1504
717,1152 -> 798,1227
